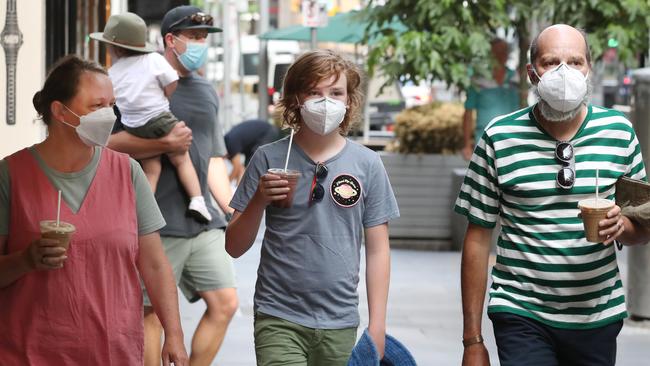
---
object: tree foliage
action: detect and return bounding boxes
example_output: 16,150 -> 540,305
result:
363,0 -> 649,97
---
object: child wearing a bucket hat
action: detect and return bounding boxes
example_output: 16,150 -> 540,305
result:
90,12 -> 212,223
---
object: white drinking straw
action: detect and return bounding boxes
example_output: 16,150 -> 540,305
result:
283,128 -> 294,172
596,169 -> 598,204
56,190 -> 62,227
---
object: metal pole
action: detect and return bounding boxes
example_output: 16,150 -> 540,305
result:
362,77 -> 370,144
258,0 -> 269,121
236,9 -> 245,121
628,68 -> 650,320
310,27 -> 317,49
222,0 -> 233,131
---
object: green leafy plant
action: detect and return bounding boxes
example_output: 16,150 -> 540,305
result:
363,0 -> 649,106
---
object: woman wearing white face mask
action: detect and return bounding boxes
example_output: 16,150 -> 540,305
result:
226,50 -> 401,365
0,55 -> 188,365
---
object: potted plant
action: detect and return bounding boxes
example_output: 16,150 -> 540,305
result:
380,102 -> 468,249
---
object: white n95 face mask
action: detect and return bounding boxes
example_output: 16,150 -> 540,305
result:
534,63 -> 588,112
61,105 -> 116,147
300,97 -> 347,135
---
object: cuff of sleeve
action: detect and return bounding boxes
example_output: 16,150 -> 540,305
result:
229,201 -> 247,213
138,221 -> 167,236
454,205 -> 496,229
363,210 -> 401,228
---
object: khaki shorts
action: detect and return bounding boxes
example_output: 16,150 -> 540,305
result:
254,312 -> 357,366
143,229 -> 236,306
124,111 -> 178,139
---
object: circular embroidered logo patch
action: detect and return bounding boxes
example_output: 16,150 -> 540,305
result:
330,174 -> 362,207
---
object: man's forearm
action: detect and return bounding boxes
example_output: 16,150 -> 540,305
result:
108,131 -> 167,160
208,157 -> 234,214
461,223 -> 493,339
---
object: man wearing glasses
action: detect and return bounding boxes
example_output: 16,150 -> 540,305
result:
455,24 -> 650,366
109,5 -> 238,366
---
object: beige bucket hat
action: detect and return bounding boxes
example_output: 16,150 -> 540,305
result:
90,12 -> 157,53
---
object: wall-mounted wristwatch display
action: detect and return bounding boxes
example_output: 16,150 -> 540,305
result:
1,0 -> 24,125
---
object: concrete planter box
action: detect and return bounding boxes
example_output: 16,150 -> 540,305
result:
380,153 -> 468,250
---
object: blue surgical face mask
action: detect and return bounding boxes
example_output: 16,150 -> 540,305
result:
174,36 -> 208,71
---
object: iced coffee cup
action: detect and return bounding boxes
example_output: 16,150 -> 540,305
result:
578,198 -> 615,243
40,220 -> 76,250
267,168 -> 301,208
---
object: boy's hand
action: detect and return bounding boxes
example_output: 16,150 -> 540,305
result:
368,325 -> 385,359
255,173 -> 290,205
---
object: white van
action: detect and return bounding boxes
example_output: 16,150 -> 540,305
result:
237,35 -> 300,99
204,35 -> 299,94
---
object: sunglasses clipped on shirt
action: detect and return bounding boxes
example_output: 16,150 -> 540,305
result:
555,141 -> 575,189
310,162 -> 328,204
168,12 -> 214,31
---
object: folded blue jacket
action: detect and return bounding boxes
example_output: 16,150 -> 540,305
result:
347,328 -> 417,366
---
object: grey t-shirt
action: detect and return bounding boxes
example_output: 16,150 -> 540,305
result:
230,137 -> 400,329
0,146 -> 165,236
155,73 -> 228,237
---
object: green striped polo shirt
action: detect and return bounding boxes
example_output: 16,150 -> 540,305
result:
454,104 -> 647,329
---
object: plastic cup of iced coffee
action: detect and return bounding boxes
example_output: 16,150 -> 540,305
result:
40,220 -> 76,250
578,198 -> 615,243
267,168 -> 301,208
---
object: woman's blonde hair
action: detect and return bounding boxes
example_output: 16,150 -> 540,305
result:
277,49 -> 363,135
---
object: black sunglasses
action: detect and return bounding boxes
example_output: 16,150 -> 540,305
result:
555,141 -> 575,189
310,162 -> 328,204
168,12 -> 214,31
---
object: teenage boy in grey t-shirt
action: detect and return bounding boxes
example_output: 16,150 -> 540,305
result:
226,50 -> 399,365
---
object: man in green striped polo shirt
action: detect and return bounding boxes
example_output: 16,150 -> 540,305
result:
455,24 -> 650,366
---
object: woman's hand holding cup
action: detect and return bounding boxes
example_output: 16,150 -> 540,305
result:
24,238 -> 68,270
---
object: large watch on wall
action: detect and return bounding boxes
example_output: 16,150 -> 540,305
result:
1,0 -> 23,125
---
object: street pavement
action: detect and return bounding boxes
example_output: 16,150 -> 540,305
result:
178,234 -> 650,365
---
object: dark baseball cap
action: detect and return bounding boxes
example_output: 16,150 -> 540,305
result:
160,5 -> 222,36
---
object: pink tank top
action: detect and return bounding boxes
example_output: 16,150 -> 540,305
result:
0,148 -> 143,365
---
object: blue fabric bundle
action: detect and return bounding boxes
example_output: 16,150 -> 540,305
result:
348,328 -> 417,366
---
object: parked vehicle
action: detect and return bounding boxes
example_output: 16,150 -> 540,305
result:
204,35 -> 300,97
238,35 -> 300,96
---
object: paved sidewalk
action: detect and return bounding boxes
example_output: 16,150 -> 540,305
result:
178,242 -> 650,365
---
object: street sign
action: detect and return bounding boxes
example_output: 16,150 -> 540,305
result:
301,0 -> 328,28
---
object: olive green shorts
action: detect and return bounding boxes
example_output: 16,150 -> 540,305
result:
142,229 -> 236,306
254,312 -> 357,366
124,111 -> 178,139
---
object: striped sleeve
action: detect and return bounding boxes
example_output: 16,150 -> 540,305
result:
454,131 -> 501,228
625,129 -> 646,181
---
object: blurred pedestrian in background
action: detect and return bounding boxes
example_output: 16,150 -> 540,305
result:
462,38 -> 520,160
224,119 -> 280,185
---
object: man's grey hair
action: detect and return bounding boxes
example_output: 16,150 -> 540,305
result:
529,27 -> 592,66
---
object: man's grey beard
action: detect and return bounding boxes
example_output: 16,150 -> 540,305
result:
533,78 -> 593,122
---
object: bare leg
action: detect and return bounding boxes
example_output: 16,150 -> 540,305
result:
144,306 -> 163,366
168,151 -> 201,197
141,156 -> 162,193
190,287 -> 239,366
